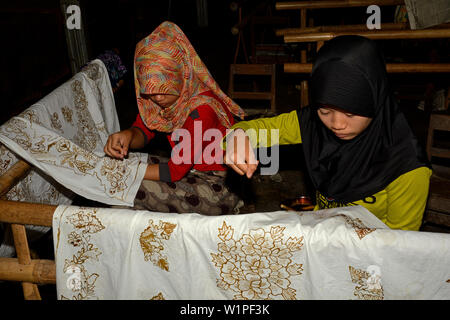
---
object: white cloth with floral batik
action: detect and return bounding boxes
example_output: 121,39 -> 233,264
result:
0,59 -> 147,207
53,204 -> 450,300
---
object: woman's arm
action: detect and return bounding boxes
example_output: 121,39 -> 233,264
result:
144,163 -> 160,180
232,110 -> 302,148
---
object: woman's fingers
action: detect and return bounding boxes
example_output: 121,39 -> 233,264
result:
104,139 -> 123,159
227,163 -> 245,176
244,134 -> 258,178
104,132 -> 131,159
224,129 -> 259,178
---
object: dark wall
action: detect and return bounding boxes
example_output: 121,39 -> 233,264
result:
0,0 -> 71,125
82,0 -> 239,84
0,0 -> 243,125
2,0 -> 448,129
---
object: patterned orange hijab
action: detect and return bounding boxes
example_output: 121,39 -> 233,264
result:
134,21 -> 245,133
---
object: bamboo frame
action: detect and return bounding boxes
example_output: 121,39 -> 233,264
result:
284,28 -> 450,43
0,200 -> 55,226
284,63 -> 450,74
276,0 -> 404,10
0,160 -> 31,197
0,159 -> 57,300
276,23 -> 407,36
0,257 -> 55,283
276,22 -> 450,36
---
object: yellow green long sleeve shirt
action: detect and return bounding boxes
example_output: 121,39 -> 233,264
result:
232,110 -> 431,231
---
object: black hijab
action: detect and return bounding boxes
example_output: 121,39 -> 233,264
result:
298,36 -> 429,203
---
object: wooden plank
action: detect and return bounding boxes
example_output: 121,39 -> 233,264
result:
423,210 -> 450,228
276,23 -> 410,36
284,28 -> 450,42
277,22 -> 450,36
11,224 -> 41,300
430,114 -> 450,131
0,160 -> 31,197
0,200 -> 55,227
276,0 -> 404,10
0,258 -> 56,284
431,147 -> 450,159
284,63 -> 450,73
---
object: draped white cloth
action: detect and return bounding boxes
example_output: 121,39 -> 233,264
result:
0,60 -> 147,257
53,204 -> 450,300
0,59 -> 147,207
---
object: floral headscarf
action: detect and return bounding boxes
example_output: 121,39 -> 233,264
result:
134,21 -> 245,132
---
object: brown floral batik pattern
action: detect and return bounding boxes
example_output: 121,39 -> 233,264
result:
59,207 -> 105,300
211,221 -> 304,300
71,80 -> 101,152
335,214 -> 376,239
139,219 -> 177,271
349,266 -> 384,300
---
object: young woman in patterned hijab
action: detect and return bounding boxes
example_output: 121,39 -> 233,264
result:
104,21 -> 245,215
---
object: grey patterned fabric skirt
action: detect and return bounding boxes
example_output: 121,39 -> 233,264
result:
133,155 -> 243,216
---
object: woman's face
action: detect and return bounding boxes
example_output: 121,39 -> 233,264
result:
317,106 -> 372,140
142,93 -> 179,109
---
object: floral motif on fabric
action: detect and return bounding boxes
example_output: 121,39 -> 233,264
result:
71,80 -> 100,152
51,112 -> 63,134
0,144 -> 15,175
349,266 -> 384,300
61,208 -> 105,300
211,221 -> 304,300
100,157 -> 131,195
335,214 -> 376,239
57,139 -> 99,174
62,106 -> 74,124
81,63 -> 102,81
139,219 -> 177,271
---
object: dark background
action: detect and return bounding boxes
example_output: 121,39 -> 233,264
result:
0,0 -> 448,140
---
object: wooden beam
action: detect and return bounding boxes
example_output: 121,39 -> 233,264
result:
0,258 -> 56,284
276,23 -> 410,36
277,22 -> 450,36
284,63 -> 450,73
0,200 -> 55,227
276,0 -> 404,10
0,160 -> 31,197
284,28 -> 450,42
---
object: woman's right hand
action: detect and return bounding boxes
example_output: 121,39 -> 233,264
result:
224,129 -> 259,178
104,129 -> 135,159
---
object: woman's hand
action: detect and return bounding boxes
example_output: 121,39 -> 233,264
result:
104,129 -> 135,159
224,129 -> 259,178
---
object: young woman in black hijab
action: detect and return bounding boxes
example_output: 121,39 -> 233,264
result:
225,35 -> 431,231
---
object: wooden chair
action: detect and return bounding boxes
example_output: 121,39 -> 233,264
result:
228,64 -> 277,115
422,112 -> 450,230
